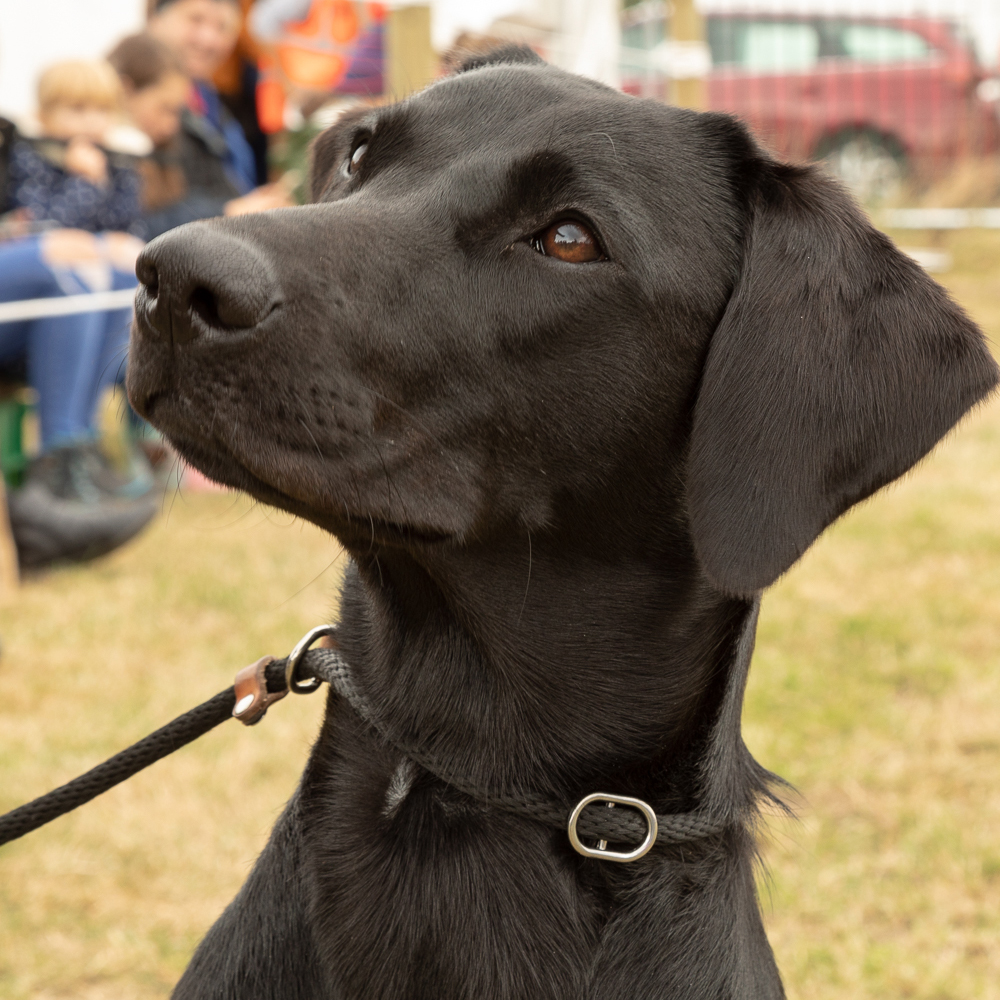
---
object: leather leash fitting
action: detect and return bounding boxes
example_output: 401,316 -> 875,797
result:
0,626 -> 728,856
232,656 -> 285,725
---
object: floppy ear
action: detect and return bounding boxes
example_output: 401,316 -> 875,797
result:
688,161 -> 998,597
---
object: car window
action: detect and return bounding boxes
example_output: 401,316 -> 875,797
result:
621,21 -> 665,51
709,21 -> 820,72
743,23 -> 819,71
839,25 -> 931,62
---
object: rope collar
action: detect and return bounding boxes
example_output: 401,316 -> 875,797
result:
0,626 -> 728,856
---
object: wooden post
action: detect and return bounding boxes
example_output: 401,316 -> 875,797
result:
386,4 -> 436,101
670,0 -> 707,110
0,479 -> 19,595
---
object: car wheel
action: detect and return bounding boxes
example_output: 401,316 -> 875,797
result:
818,131 -> 906,205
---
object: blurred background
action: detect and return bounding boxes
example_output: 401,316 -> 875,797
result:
0,2 -> 998,998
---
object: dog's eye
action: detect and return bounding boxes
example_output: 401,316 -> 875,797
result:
348,142 -> 367,174
532,221 -> 604,263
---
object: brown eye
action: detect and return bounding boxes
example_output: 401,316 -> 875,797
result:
536,221 -> 603,263
349,142 -> 367,173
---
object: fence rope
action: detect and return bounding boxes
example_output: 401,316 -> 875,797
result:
0,289 -> 137,325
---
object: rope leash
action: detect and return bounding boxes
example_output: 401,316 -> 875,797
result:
0,627 -> 727,856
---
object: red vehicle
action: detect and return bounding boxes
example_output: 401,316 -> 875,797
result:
621,11 -> 1000,200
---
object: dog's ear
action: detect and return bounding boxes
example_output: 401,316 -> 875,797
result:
688,161 -> 998,597
308,127 -> 340,202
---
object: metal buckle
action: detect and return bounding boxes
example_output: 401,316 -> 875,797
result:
285,625 -> 338,694
567,792 -> 659,862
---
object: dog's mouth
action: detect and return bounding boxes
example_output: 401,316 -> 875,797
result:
145,392 -> 452,550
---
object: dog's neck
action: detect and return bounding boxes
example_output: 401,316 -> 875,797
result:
334,526 -> 762,814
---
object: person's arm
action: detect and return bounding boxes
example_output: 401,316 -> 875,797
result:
142,192 -> 230,240
143,184 -> 294,241
0,117 -> 17,213
104,162 -> 145,238
64,139 -> 108,186
7,142 -> 55,222
9,142 -> 109,232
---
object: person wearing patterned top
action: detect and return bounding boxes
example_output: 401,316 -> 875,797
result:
7,138 -> 144,237
0,60 -> 156,571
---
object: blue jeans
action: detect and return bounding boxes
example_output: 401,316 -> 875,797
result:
0,235 -> 136,450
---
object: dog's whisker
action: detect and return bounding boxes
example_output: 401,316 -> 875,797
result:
369,438 -> 404,521
517,529 -> 532,626
298,417 -> 325,461
276,553 -> 343,608
588,131 -> 620,164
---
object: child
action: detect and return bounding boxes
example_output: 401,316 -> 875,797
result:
108,31 -> 289,240
0,61 -> 155,570
107,33 -> 207,238
7,60 -> 144,239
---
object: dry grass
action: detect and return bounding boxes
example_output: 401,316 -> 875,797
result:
2,230 -> 1000,997
906,157 -> 1000,209
0,498 -> 343,997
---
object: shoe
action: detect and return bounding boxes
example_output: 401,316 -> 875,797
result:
84,440 -> 157,500
26,443 -> 106,504
27,440 -> 155,501
7,445 -> 157,570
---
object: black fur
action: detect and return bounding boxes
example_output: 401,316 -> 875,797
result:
127,54 -> 998,999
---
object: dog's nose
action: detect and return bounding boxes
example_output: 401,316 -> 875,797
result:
135,225 -> 283,344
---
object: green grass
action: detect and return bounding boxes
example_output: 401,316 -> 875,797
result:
1,230 -> 1000,997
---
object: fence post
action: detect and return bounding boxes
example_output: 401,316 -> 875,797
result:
0,480 -> 18,593
670,0 -> 706,110
386,4 -> 436,101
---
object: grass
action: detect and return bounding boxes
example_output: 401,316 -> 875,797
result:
2,229 -> 1000,997
0,498 -> 343,997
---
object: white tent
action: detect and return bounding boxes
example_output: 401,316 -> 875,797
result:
0,0 -> 145,119
434,0 -> 622,86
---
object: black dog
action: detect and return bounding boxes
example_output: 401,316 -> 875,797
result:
127,49 -> 998,999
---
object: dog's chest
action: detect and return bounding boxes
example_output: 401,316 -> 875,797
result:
299,702 -> 603,999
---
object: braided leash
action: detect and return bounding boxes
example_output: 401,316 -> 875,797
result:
0,627 -> 727,855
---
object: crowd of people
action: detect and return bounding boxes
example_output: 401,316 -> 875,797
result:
0,0 -> 301,570
0,0 -> 494,573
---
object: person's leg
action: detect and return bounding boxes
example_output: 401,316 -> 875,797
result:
27,312 -> 106,450
0,237 -> 52,380
88,266 -> 138,426
0,237 -> 157,569
84,267 -> 155,499
0,319 -> 30,376
0,236 -> 106,450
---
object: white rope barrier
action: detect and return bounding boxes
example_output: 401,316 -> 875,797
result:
882,208 -> 1000,231
0,288 -> 137,324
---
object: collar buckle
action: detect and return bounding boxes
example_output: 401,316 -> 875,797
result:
567,792 -> 659,862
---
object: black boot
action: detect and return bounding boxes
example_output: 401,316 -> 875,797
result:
6,443 -> 158,570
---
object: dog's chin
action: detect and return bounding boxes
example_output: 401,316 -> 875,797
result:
147,399 -> 453,552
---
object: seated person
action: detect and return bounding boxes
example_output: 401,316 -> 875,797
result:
0,60 -> 155,570
7,61 -> 145,238
109,31 -> 286,238
145,0 -> 290,235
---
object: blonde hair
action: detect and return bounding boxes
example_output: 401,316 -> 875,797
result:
38,60 -> 122,113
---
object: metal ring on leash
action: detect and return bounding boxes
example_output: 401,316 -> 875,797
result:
286,625 -> 338,694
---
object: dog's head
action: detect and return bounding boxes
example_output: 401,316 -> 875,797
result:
128,50 -> 997,598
